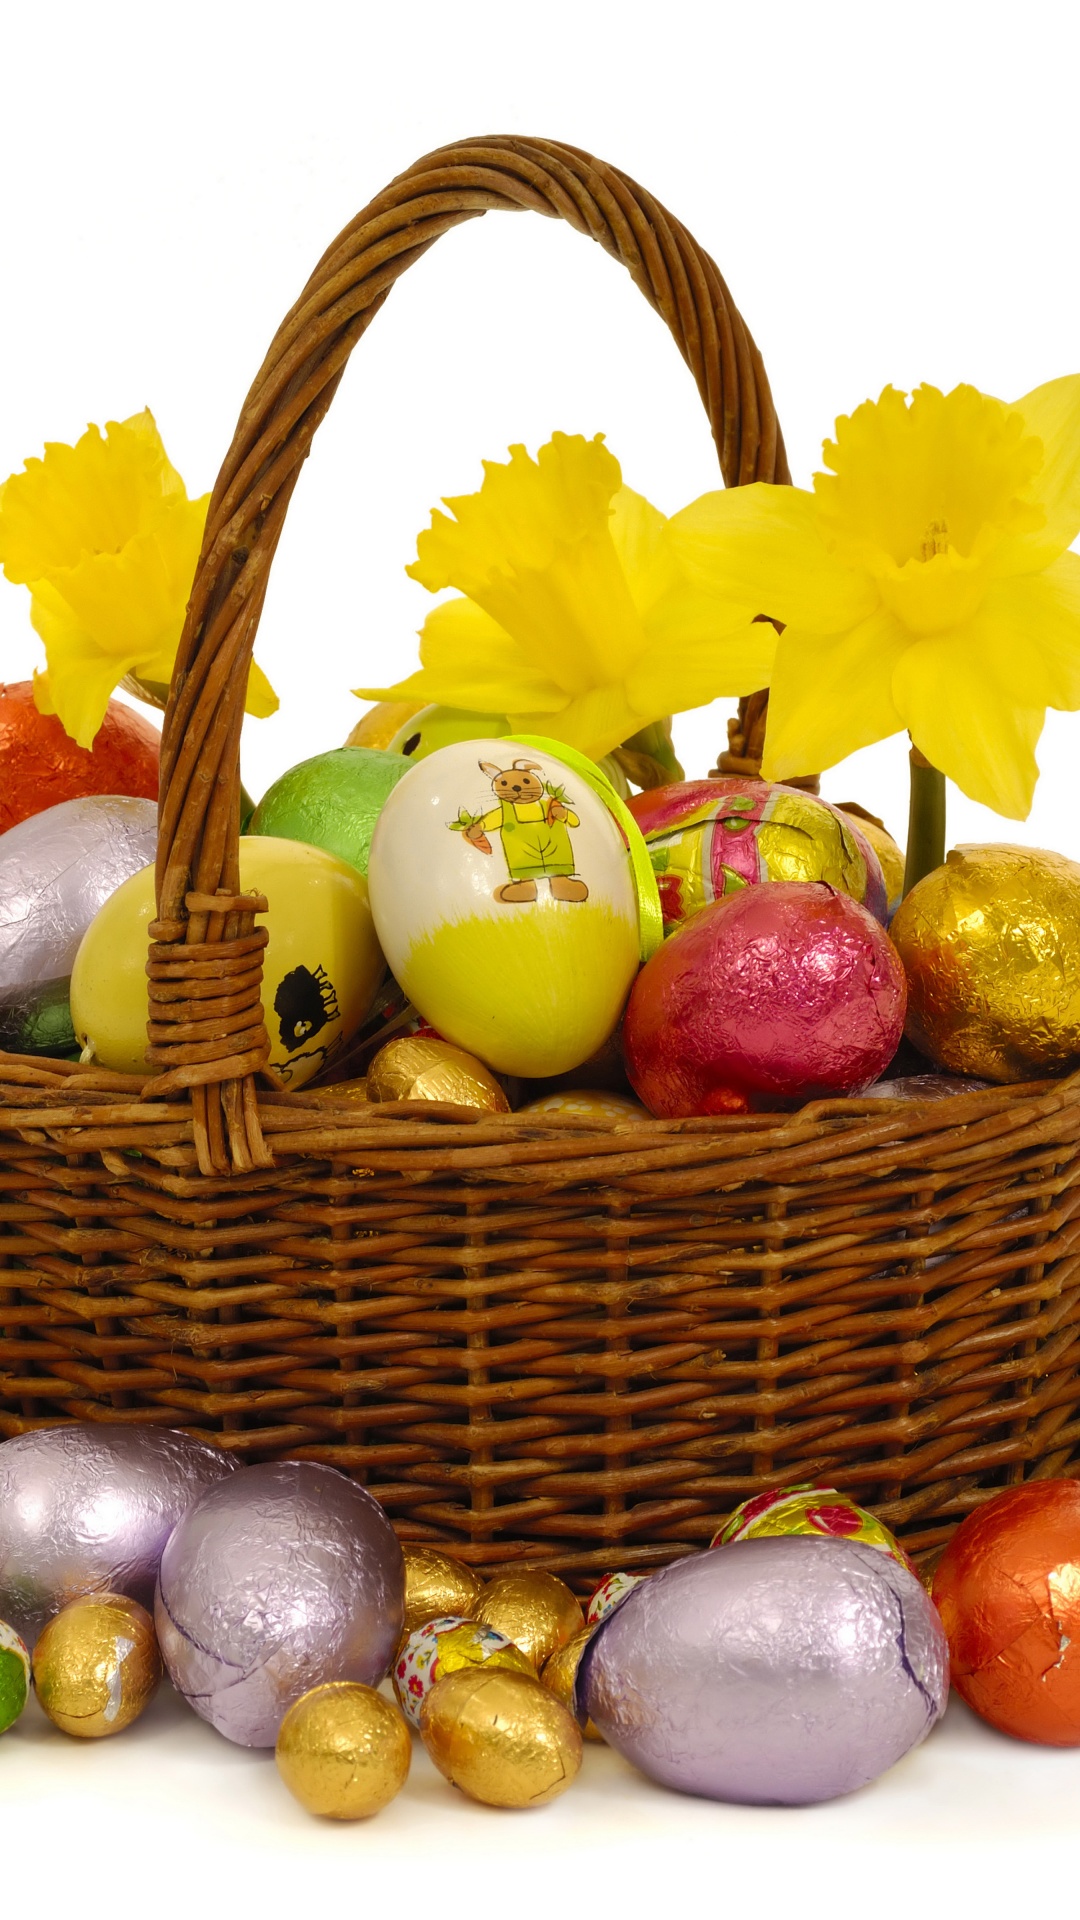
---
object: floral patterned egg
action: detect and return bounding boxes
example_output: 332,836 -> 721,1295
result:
392,1615 -> 534,1729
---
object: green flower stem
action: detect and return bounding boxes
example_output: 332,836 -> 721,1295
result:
903,748 -> 946,897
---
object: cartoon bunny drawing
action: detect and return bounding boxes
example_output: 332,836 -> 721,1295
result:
454,759 -> 590,903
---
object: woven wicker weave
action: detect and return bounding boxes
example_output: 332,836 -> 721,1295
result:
2,136 -> 1079,1580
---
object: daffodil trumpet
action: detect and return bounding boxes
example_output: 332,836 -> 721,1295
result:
670,377 -> 1080,892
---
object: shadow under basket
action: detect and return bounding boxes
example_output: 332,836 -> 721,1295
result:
3,135 -> 1080,1582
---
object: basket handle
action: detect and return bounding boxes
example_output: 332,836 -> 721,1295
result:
151,134 -> 790,1175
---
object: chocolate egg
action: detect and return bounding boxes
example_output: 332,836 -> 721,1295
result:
518,1091 -> 648,1124
367,741 -> 640,1077
276,1682 -> 412,1819
628,778 -> 887,932
837,805 -> 906,915
401,1546 -> 485,1634
580,1538 -> 948,1804
890,845 -> 1080,1082
585,1570 -> 644,1626
0,681 -> 158,835
70,836 -> 385,1085
392,1614 -> 535,1729
33,1592 -> 161,1737
624,884 -> 906,1115
868,1073 -> 991,1100
420,1666 -> 583,1807
156,1461 -> 403,1748
249,747 -> 410,878
933,1480 -> 1080,1745
345,700 -> 425,751
367,1036 -> 509,1112
541,1627 -> 605,1742
713,1485 -> 912,1573
475,1570 -> 584,1670
0,1620 -> 30,1733
0,1422 -> 237,1648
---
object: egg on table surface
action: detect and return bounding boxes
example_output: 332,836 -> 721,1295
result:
69,835 -> 384,1084
367,740 -> 641,1078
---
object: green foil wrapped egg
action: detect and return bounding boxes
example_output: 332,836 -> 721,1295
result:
249,747 -> 410,877
0,1619 -> 31,1734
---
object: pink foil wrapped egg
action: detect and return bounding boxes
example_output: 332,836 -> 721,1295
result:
628,778 -> 888,932
623,883 -> 906,1116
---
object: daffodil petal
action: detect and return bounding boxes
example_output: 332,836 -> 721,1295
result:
243,659 -> 279,718
627,612 -> 778,715
29,597 -> 143,748
1011,372 -> 1080,563
669,483 -> 879,633
956,553 -> 1080,712
892,629 -> 1044,818
608,485 -> 677,619
0,410 -> 187,584
759,608 -> 909,783
355,594 -> 564,713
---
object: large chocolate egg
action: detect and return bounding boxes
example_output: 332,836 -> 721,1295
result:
0,796 -> 158,1056
0,681 -> 159,834
932,1480 -> 1080,1745
249,747 -> 410,878
629,778 -> 887,932
156,1461 -> 404,1748
624,883 -> 906,1115
580,1538 -> 948,1804
367,741 -> 640,1077
70,836 -> 385,1084
890,845 -> 1080,1082
0,1422 -> 237,1648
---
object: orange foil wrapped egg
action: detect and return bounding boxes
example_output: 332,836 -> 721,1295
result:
932,1480 -> 1080,1745
0,682 -> 159,834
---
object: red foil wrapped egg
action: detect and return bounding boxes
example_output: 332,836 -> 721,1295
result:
932,1480 -> 1080,1745
628,778 -> 888,932
0,681 -> 159,834
623,883 -> 906,1116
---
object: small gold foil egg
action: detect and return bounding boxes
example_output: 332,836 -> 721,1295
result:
420,1666 -> 583,1807
402,1546 -> 485,1635
393,1615 -> 535,1728
890,844 -> 1080,1082
309,1076 -> 370,1106
475,1570 -> 584,1670
837,805 -> 906,909
276,1682 -> 411,1820
541,1627 -> 605,1743
367,1036 -> 509,1112
518,1091 -> 648,1124
33,1593 -> 161,1738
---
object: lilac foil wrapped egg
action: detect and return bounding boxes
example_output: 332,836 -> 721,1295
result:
0,1423 -> 237,1648
156,1461 -> 404,1748
579,1538 -> 948,1805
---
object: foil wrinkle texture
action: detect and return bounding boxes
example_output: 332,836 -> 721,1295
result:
0,795 -> 158,991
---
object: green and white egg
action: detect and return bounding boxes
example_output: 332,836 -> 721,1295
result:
0,1619 -> 30,1734
367,740 -> 640,1077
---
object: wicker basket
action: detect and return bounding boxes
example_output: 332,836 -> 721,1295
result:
2,136 -> 1080,1582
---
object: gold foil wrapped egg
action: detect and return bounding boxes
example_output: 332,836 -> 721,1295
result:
837,805 -> 906,913
420,1666 -> 583,1807
541,1628 -> 605,1743
33,1592 -> 161,1737
402,1546 -> 485,1635
890,845 -> 1080,1082
276,1682 -> 411,1820
367,1036 -> 509,1112
475,1570 -> 584,1670
309,1076 -> 369,1106
518,1091 -> 649,1124
393,1614 -> 535,1728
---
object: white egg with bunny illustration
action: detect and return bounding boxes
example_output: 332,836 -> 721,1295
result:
367,740 -> 641,1076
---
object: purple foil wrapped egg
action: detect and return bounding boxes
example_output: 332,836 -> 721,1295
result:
156,1461 -> 405,1748
0,795 -> 158,991
0,1422 -> 237,1648
624,882 -> 907,1116
579,1538 -> 948,1805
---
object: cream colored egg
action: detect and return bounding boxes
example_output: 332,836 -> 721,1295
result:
70,836 -> 384,1085
367,741 -> 640,1078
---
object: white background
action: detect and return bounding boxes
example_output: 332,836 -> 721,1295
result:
2,1 -> 1079,1912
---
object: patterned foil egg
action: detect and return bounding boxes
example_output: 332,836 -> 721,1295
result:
392,1614 -> 535,1729
0,1619 -> 31,1734
580,1537 -> 949,1805
156,1461 -> 404,1749
0,1422 -> 238,1649
585,1571 -> 645,1626
890,844 -> 1080,1082
712,1485 -> 913,1573
628,778 -> 888,932
367,740 -> 641,1077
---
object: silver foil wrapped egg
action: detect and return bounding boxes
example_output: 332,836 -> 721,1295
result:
579,1538 -> 948,1805
0,1422 -> 238,1648
155,1461 -> 405,1748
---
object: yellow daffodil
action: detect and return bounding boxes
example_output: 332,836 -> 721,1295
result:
670,379 -> 1080,819
0,410 -> 278,748
355,432 -> 775,763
